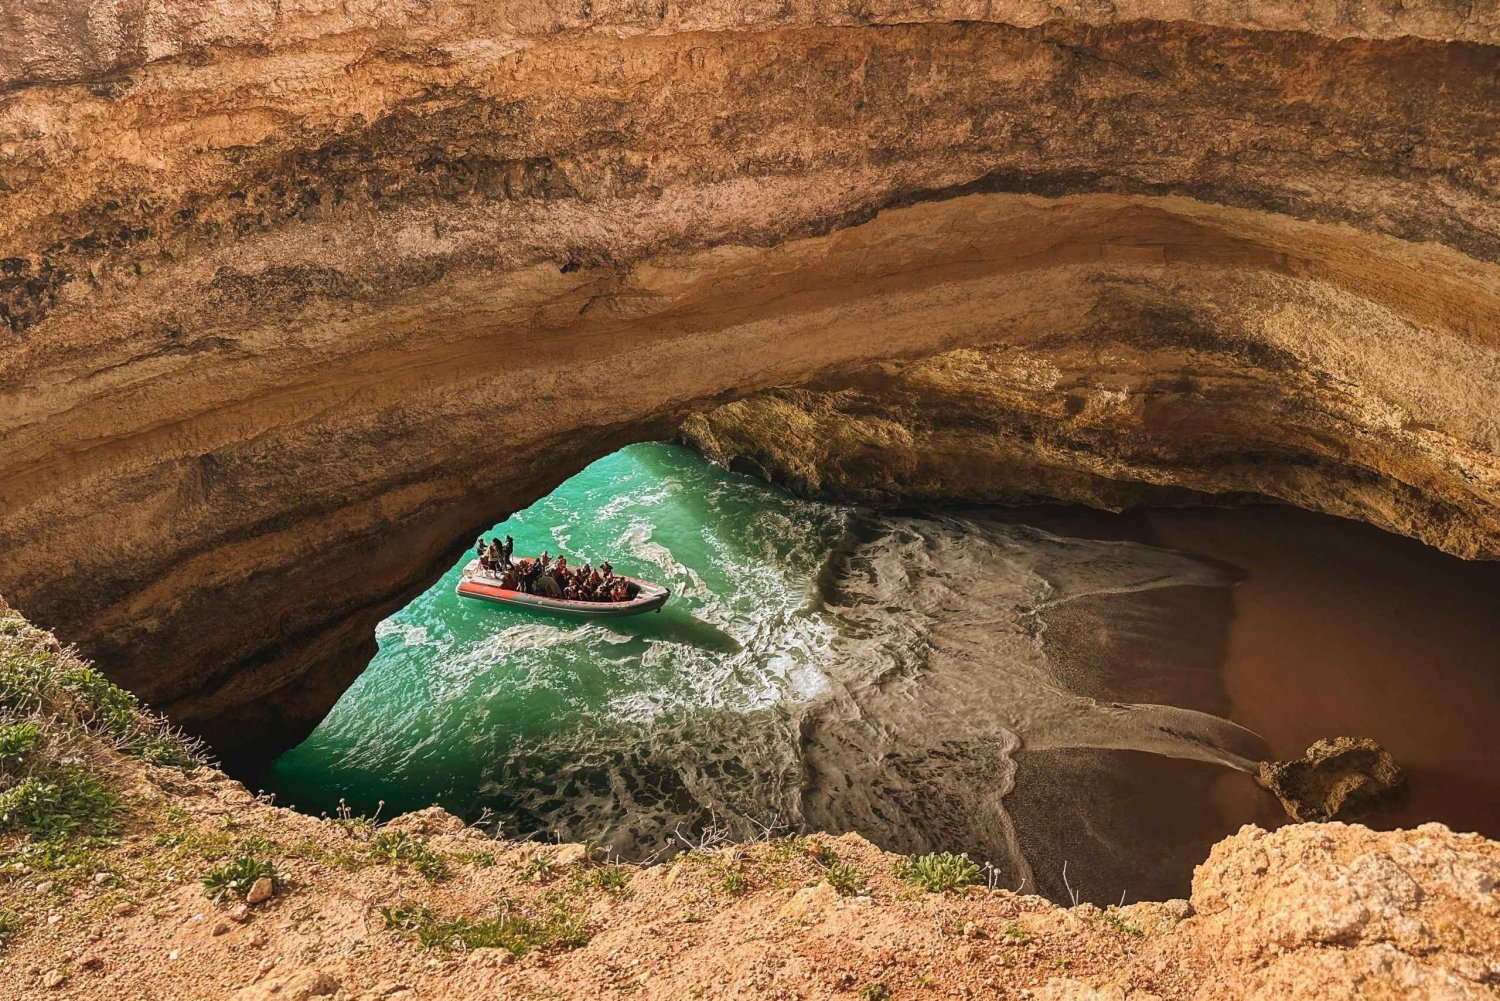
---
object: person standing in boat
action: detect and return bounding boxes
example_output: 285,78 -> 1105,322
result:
485,538 -> 504,576
501,535 -> 514,568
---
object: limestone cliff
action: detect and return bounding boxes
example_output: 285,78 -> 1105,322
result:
1,2 -> 1497,763
1,605 -> 1497,1001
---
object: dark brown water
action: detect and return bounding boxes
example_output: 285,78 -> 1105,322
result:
1006,504 -> 1500,902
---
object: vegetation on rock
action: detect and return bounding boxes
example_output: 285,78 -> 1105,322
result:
894,852 -> 983,893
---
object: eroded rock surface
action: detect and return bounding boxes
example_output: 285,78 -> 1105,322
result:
1258,737 -> 1408,824
1,3 -> 1497,762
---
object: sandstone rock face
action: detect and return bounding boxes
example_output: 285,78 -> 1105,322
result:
1258,737 -> 1407,824
1177,823 -> 1500,1000
1,3 -> 1497,762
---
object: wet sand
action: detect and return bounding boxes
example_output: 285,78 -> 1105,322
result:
985,502 -> 1500,903
1144,506 -> 1500,839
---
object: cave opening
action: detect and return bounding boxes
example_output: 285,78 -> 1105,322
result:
255,439 -> 1500,905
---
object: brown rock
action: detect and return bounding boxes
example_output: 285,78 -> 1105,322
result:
244,877 -> 274,905
382,806 -> 467,838
1257,738 -> 1407,822
1,4 -> 1497,775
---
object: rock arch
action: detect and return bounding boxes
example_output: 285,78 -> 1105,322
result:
1,6 -> 1496,766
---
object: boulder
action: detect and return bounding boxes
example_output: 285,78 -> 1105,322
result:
233,970 -> 339,1001
382,806 -> 468,838
1257,738 -> 1406,822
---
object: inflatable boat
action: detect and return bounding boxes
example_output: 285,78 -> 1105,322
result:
455,558 -> 670,617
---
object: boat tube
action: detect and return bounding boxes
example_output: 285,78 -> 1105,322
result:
455,558 -> 670,617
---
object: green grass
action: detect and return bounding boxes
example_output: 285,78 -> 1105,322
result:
371,830 -> 449,882
0,611 -> 205,873
860,985 -> 892,1001
202,854 -> 279,903
380,900 -> 589,955
893,852 -> 982,893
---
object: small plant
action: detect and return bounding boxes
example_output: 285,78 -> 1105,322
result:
893,852 -> 981,893
381,899 -> 589,955
0,767 -> 122,840
1002,923 -> 1032,943
823,861 -> 867,897
1103,911 -> 1143,938
860,985 -> 892,1001
517,850 -> 558,883
202,854 -> 279,903
330,798 -> 381,836
577,864 -> 630,894
371,830 -> 449,882
0,721 -> 43,769
0,909 -> 20,950
766,833 -> 808,862
715,866 -> 748,896
808,843 -> 838,868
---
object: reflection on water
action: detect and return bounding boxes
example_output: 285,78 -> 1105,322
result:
265,443 -> 1500,904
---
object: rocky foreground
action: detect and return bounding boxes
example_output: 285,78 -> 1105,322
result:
3,606 -> 1498,1001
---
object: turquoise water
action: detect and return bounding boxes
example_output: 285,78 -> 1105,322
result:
268,443 -> 850,843
267,442 -> 1270,898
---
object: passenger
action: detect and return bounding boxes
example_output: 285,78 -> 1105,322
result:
600,561 -> 613,576
500,567 -> 519,590
486,539 -> 503,576
501,535 -> 515,567
538,574 -> 563,598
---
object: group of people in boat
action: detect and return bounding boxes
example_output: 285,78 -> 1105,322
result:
474,536 -> 637,603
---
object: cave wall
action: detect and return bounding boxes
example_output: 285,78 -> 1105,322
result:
1,3 -> 1497,766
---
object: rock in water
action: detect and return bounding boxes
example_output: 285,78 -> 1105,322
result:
1257,738 -> 1406,822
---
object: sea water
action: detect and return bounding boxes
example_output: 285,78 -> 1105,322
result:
268,443 -> 1286,901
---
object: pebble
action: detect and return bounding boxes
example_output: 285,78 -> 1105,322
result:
245,877 -> 274,905
168,949 -> 180,961
93,872 -> 112,884
229,903 -> 251,923
114,902 -> 136,917
47,913 -> 62,926
36,881 -> 54,894
42,970 -> 66,989
212,921 -> 231,937
79,954 -> 104,971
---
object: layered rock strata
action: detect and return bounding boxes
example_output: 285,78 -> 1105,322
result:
1,3 -> 1497,762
